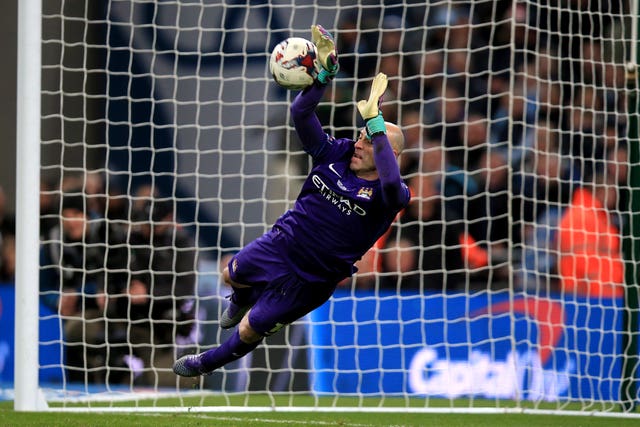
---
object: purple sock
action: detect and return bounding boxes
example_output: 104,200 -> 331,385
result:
200,329 -> 261,372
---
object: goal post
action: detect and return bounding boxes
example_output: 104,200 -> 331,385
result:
14,0 -> 44,411
9,0 -> 640,417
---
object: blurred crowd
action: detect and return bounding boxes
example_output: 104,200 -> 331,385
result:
327,1 -> 629,297
38,171 -> 197,386
0,0 -> 632,385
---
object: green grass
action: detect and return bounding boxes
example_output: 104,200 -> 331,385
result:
2,398 -> 640,427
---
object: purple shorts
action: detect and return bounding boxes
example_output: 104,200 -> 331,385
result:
227,230 -> 338,336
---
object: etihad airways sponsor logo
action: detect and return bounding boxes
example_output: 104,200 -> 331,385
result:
312,174 -> 366,216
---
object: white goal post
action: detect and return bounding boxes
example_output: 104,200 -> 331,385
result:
10,0 -> 640,418
14,0 -> 45,412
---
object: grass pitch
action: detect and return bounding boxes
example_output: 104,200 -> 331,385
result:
2,398 -> 640,427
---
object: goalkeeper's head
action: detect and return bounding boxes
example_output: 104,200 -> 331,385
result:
350,122 -> 404,178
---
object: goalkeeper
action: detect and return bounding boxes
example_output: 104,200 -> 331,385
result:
174,25 -> 410,377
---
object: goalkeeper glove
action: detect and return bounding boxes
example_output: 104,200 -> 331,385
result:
311,24 -> 339,84
357,73 -> 388,137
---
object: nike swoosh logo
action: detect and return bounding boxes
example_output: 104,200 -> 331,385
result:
328,163 -> 341,178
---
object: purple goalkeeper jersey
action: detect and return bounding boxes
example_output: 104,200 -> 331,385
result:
270,83 -> 411,282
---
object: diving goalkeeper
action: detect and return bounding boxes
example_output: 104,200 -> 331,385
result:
173,25 -> 410,377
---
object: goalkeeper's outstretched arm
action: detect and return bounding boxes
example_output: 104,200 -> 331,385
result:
358,72 -> 408,210
289,24 -> 340,159
290,83 -> 331,159
371,123 -> 407,211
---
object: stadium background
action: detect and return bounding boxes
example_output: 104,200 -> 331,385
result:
0,0 -> 637,411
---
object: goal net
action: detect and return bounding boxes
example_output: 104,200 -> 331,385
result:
8,0 -> 640,416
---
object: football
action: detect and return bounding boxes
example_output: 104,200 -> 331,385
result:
269,37 -> 318,90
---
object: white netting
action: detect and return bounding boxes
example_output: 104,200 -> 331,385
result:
11,0 -> 639,416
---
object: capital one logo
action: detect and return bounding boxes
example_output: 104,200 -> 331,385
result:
408,297 -> 572,400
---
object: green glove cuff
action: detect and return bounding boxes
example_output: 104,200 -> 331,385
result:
365,112 -> 386,137
317,66 -> 338,85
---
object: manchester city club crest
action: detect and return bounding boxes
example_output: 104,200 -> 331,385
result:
357,187 -> 373,200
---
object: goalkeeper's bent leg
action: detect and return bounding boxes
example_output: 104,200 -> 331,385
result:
174,316 -> 263,377
199,329 -> 262,373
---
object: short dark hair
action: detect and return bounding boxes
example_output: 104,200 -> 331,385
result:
135,199 -> 174,222
60,192 -> 85,214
